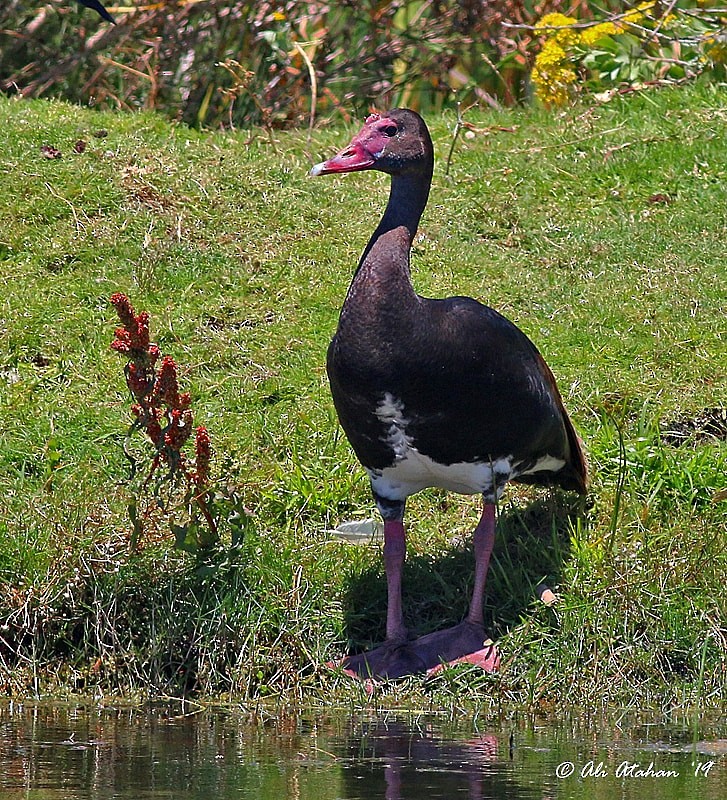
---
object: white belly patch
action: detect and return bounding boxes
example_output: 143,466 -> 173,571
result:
369,393 -> 565,502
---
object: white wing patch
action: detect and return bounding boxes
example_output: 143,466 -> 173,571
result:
370,393 -> 565,503
371,393 -> 514,501
519,454 -> 566,475
375,393 -> 414,461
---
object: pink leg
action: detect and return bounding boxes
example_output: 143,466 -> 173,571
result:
404,501 -> 499,675
466,503 -> 496,625
335,518 -> 424,678
383,519 -> 407,641
334,504 -> 499,680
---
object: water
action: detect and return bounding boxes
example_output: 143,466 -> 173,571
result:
0,702 -> 724,799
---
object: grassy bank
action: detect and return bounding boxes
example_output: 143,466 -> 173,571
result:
0,82 -> 725,711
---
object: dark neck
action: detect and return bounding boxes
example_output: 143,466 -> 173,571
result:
356,167 -> 432,276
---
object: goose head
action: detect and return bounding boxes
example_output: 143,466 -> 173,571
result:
311,109 -> 433,177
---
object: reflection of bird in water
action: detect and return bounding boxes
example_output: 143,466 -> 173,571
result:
340,720 -> 519,800
76,0 -> 116,23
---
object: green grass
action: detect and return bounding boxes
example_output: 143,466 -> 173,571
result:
0,83 -> 725,710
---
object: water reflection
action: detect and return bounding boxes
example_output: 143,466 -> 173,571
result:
338,719 -> 529,800
0,702 -> 724,800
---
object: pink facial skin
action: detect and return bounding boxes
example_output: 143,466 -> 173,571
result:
310,113 -> 399,176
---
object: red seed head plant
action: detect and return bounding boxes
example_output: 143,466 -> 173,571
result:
110,293 -> 218,552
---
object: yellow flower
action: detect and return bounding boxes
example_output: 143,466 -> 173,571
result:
536,39 -> 568,67
533,69 -> 574,107
535,12 -> 580,47
619,2 -> 657,29
580,21 -> 618,47
532,54 -> 577,106
618,2 -> 678,31
705,36 -> 727,64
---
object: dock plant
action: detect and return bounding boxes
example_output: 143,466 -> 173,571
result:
110,292 -> 217,553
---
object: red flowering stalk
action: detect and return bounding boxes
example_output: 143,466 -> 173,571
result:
110,293 -> 161,446
193,426 -> 212,488
152,355 -> 191,411
110,293 -> 217,547
110,292 -> 160,369
190,425 -> 216,538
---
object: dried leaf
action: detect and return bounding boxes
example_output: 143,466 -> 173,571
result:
40,144 -> 62,159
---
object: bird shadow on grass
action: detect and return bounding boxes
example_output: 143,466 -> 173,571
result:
341,492 -> 584,655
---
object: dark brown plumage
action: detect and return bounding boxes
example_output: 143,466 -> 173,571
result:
312,109 -> 586,678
